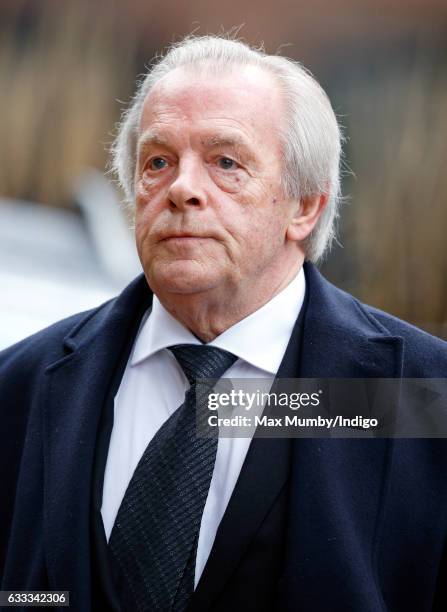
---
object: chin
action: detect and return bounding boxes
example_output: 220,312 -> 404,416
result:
148,260 -> 220,296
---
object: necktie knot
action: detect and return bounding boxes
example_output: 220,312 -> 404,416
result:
168,344 -> 237,385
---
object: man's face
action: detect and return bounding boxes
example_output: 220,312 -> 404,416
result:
134,65 -> 299,300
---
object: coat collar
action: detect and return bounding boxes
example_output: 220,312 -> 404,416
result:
300,262 -> 404,379
54,262 -> 403,379
58,274 -> 152,356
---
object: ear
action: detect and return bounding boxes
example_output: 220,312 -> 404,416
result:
286,193 -> 329,242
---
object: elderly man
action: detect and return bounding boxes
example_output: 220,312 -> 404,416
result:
1,36 -> 447,612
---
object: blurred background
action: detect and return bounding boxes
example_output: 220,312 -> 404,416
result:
1,0 -> 446,348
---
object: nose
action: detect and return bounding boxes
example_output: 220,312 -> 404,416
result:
167,157 -> 206,210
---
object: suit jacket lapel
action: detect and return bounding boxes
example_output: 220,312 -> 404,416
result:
42,276 -> 151,604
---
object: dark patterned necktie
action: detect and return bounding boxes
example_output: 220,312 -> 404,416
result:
108,344 -> 237,612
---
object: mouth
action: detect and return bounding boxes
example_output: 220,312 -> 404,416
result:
159,232 -> 211,242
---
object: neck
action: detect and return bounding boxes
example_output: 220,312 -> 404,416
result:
156,262 -> 303,343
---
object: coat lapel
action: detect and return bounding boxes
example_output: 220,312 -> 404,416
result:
42,276 -> 151,608
192,263 -> 405,610
278,263 -> 404,609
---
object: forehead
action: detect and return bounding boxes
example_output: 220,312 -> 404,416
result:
139,65 -> 285,151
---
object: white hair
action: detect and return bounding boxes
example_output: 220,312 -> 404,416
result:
111,35 -> 343,262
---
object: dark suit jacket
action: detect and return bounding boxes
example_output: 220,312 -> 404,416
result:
1,263 -> 447,611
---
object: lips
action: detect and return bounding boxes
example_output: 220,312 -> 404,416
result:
159,232 -> 210,241
164,234 -> 202,239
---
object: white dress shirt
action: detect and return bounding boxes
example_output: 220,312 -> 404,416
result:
101,267 -> 305,586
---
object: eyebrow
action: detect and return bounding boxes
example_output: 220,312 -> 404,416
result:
202,135 -> 248,148
137,130 -> 171,150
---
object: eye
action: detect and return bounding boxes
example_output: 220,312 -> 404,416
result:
148,157 -> 168,171
217,157 -> 237,170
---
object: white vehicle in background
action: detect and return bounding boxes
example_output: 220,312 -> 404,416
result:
0,170 -> 141,350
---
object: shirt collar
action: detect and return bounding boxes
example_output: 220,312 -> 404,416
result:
131,267 -> 306,375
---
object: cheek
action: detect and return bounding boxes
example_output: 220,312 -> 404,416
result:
135,177 -> 168,225
135,175 -> 166,205
134,212 -> 150,260
242,200 -> 289,251
134,197 -> 162,257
